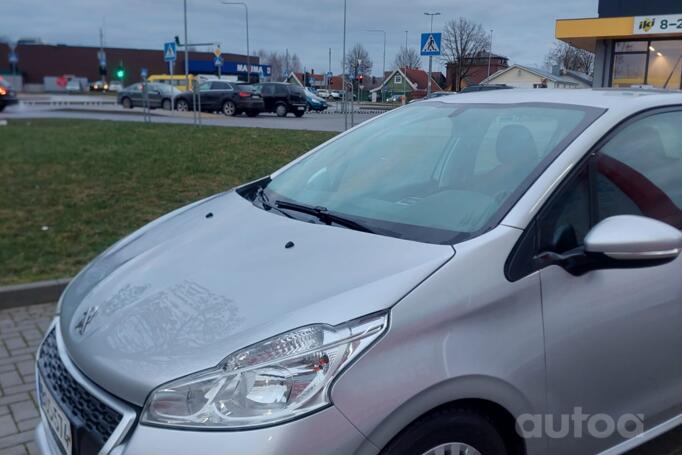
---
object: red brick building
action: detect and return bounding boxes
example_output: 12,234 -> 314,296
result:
445,52 -> 509,91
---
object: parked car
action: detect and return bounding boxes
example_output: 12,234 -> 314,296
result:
117,82 -> 181,110
108,80 -> 124,92
316,88 -> 331,99
89,80 -> 109,92
0,79 -> 18,112
330,90 -> 342,100
147,74 -> 199,92
173,80 -> 264,116
304,87 -> 328,111
65,79 -> 84,93
460,84 -> 512,93
250,82 -> 307,117
35,89 -> 682,455
386,94 -> 403,103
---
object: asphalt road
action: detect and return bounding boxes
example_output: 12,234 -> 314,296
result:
0,101 -> 382,132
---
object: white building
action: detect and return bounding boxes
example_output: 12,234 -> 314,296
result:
481,64 -> 592,89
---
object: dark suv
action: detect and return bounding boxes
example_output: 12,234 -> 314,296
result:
251,82 -> 307,117
174,80 -> 264,116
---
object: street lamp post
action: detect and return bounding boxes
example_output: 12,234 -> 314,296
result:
367,29 -> 386,101
222,2 -> 250,83
342,0 -> 348,130
403,30 -> 408,99
424,12 -> 440,97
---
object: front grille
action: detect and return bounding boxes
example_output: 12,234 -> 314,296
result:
38,328 -> 123,454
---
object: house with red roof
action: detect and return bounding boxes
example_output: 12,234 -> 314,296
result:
370,68 -> 443,101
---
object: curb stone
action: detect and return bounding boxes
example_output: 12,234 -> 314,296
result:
0,279 -> 70,310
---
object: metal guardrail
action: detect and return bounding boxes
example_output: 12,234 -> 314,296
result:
19,99 -> 117,107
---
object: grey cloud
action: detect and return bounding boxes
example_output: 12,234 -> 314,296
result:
1,0 -> 596,75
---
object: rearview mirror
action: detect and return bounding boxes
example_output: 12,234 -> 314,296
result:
585,215 -> 681,261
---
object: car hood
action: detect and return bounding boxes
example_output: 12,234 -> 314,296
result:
58,191 -> 454,405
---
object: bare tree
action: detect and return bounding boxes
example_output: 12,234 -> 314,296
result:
545,41 -> 595,75
394,47 -> 422,70
345,43 -> 373,78
441,17 -> 490,91
257,49 -> 302,81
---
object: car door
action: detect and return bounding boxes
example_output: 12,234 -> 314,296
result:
259,84 -> 275,111
532,109 -> 682,454
146,83 -> 163,108
208,81 -> 233,109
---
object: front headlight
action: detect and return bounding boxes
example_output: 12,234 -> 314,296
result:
140,312 -> 387,429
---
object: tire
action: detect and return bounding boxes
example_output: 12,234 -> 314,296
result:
246,110 -> 259,117
176,99 -> 189,112
121,97 -> 133,109
294,110 -> 305,118
275,103 -> 288,117
0,104 -> 5,112
162,99 -> 172,110
222,100 -> 237,116
381,407 -> 509,455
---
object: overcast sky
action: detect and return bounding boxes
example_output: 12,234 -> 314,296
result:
1,0 -> 597,75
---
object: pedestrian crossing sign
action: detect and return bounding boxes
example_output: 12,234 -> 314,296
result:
164,42 -> 177,62
420,33 -> 442,56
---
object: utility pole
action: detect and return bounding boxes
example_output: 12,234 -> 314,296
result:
486,29 -> 494,81
403,30 -> 408,99
342,0 -> 348,130
424,12 -> 440,97
183,0 -> 189,91
222,2 -> 250,82
328,47 -> 332,91
367,29 -> 386,101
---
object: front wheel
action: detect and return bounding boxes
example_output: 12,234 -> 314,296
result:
121,97 -> 133,109
222,100 -> 237,116
175,99 -> 189,112
275,104 -> 288,117
162,99 -> 172,110
382,408 -> 509,455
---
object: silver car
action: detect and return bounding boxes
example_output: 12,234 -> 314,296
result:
36,89 -> 682,455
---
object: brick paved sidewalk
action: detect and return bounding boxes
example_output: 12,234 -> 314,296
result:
0,303 -> 55,455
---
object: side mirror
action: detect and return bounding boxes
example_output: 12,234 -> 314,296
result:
585,215 -> 681,261
534,215 -> 681,276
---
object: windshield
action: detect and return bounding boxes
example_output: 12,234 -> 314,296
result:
262,102 -> 604,244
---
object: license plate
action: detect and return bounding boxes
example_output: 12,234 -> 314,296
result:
39,375 -> 73,454
297,106 -> 304,110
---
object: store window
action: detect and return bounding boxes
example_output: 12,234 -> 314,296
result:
612,39 -> 682,89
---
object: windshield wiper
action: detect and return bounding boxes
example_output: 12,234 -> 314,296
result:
275,200 -> 375,234
255,188 -> 295,219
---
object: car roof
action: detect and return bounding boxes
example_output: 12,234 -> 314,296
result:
432,88 -> 682,112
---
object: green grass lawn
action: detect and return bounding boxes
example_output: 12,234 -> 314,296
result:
0,119 -> 335,285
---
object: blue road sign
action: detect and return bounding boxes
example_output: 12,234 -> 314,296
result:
141,67 -> 148,79
8,50 -> 18,65
420,32 -> 442,56
326,71 -> 333,78
213,55 -> 224,67
164,42 -> 177,62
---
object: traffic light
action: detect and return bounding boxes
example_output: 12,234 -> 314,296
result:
115,66 -> 126,80
358,74 -> 364,83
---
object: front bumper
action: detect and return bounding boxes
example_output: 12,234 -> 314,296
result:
36,319 -> 375,455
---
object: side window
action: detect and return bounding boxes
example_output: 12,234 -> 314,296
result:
596,111 -> 682,229
275,85 -> 289,96
261,84 -> 275,96
210,82 -> 232,90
